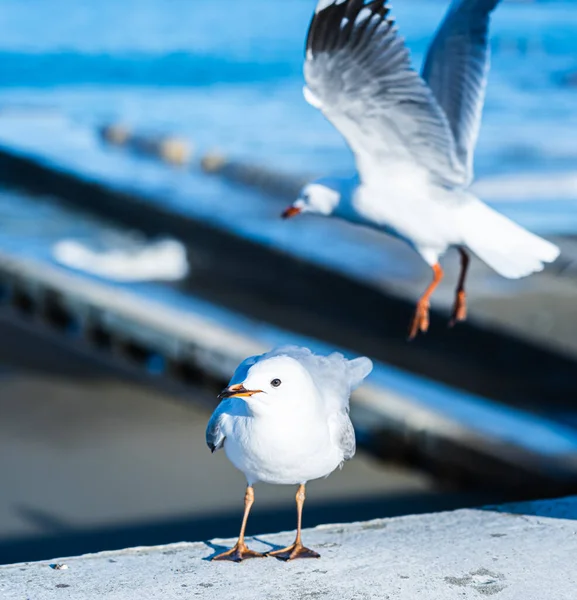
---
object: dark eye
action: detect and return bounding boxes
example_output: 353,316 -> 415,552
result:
271,378 -> 282,388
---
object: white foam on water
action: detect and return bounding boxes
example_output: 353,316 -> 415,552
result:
52,238 -> 189,282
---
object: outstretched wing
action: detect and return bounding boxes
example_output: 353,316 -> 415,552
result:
305,0 -> 467,188
422,0 -> 501,184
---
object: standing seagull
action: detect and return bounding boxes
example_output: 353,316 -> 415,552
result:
206,346 -> 372,562
282,0 -> 560,339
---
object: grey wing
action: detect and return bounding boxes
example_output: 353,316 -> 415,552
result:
422,0 -> 501,183
206,403 -> 228,453
338,412 -> 356,462
305,0 -> 467,188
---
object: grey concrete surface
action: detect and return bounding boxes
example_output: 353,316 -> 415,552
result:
2,496 -> 576,600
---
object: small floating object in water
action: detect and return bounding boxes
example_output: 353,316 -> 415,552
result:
98,123 -> 193,166
52,238 -> 189,282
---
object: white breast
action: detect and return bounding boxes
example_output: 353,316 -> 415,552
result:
224,410 -> 343,486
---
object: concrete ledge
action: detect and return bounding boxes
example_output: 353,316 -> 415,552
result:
2,495 -> 576,599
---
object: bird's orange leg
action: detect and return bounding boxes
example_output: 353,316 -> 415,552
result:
408,263 -> 444,340
449,248 -> 470,328
267,485 -> 320,561
212,486 -> 265,562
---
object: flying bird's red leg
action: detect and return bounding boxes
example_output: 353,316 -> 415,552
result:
408,264 -> 444,340
449,248 -> 470,328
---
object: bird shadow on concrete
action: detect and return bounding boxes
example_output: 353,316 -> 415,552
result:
201,537 -> 282,561
202,541 -> 232,561
252,536 -> 284,553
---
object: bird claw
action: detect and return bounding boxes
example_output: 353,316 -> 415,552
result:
267,543 -> 320,561
408,301 -> 430,340
449,290 -> 467,328
211,543 -> 266,562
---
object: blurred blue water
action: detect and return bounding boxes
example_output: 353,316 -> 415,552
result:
1,0 -> 577,225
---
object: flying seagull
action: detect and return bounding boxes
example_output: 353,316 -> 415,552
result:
282,0 -> 559,339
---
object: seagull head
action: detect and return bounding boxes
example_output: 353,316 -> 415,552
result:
282,179 -> 341,219
218,355 -> 319,417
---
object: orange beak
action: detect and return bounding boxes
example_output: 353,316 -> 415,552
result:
281,206 -> 302,219
218,383 -> 262,400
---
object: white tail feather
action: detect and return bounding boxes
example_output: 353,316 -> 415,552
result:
345,356 -> 373,390
459,199 -> 560,279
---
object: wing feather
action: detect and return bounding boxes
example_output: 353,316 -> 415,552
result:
205,399 -> 233,453
305,0 -> 467,188
422,0 -> 501,183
